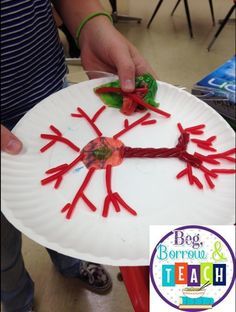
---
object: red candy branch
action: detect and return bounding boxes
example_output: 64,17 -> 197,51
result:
61,167 -> 96,219
141,119 -> 157,126
41,153 -> 84,188
126,93 -> 171,118
91,105 -> 106,122
102,165 -> 137,218
178,122 -> 205,135
40,125 -> 80,153
174,123 -> 236,189
71,106 -> 106,137
95,86 -> 148,95
41,134 -> 80,152
95,86 -> 171,117
113,113 -> 151,139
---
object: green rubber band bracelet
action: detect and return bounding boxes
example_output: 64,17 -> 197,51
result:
76,12 -> 113,41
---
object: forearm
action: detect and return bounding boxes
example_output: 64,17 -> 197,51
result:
54,0 -> 110,38
53,0 -> 156,89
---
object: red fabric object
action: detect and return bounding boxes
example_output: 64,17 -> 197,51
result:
120,266 -> 149,312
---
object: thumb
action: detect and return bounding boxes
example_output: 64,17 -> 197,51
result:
1,125 -> 23,154
113,46 -> 136,92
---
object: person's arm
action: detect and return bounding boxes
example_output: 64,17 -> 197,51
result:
54,0 -> 156,91
52,5 -> 63,28
53,0 -> 106,38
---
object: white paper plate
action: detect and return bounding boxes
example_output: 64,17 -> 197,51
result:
1,78 -> 235,266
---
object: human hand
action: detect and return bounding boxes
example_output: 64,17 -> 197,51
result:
1,125 -> 23,154
78,16 -> 156,92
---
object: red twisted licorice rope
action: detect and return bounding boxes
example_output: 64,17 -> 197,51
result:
122,132 -> 203,168
123,147 -> 181,158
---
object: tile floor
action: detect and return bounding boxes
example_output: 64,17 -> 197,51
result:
9,0 -> 235,311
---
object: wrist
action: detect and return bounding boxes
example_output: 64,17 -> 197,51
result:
77,14 -> 113,48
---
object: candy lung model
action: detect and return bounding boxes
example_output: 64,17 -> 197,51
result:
40,74 -> 236,220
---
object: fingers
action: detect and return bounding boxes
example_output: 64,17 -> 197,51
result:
1,125 -> 23,154
118,62 -> 135,92
112,43 -> 158,92
111,45 -> 136,92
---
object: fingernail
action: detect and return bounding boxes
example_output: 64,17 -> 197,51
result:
123,79 -> 134,92
6,140 -> 22,154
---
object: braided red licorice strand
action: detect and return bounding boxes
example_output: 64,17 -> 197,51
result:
122,132 -> 202,168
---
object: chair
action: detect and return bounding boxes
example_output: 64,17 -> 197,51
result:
147,0 -> 215,38
208,1 -> 236,51
109,0 -> 142,23
119,266 -> 149,312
